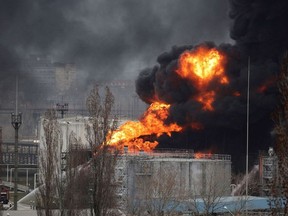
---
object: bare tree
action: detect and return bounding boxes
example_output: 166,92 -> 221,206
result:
188,162 -> 231,216
86,85 -> 119,216
36,109 -> 61,216
0,126 -> 3,216
62,132 -> 90,216
137,168 -> 181,216
270,52 -> 288,215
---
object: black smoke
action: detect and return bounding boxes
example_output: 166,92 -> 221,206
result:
136,0 -> 288,171
0,0 -> 230,105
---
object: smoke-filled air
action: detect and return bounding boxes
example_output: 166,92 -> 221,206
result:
109,0 -> 288,171
1,0 -> 288,171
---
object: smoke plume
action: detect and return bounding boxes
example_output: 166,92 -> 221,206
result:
136,0 -> 288,171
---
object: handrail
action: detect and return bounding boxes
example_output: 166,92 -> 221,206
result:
120,150 -> 231,161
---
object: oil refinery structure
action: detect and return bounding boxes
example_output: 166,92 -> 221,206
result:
19,116 -> 232,214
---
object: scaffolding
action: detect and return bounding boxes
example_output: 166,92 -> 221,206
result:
115,155 -> 129,211
259,152 -> 277,195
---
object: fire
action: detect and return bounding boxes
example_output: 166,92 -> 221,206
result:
177,46 -> 228,110
105,46 -> 228,153
191,122 -> 204,130
195,91 -> 215,111
257,79 -> 275,93
194,151 -> 212,159
233,91 -> 241,97
107,102 -> 182,152
257,85 -> 267,93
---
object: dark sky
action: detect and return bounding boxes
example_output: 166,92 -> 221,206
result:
0,0 -> 231,82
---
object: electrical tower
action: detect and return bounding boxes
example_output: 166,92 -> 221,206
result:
11,112 -> 22,210
11,77 -> 22,210
56,103 -> 69,118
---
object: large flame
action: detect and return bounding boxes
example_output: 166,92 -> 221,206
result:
106,46 -> 228,153
177,46 -> 228,111
107,102 -> 182,152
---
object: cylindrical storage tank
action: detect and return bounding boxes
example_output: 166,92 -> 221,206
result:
124,152 -> 231,211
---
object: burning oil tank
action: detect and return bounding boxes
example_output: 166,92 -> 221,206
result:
115,149 -> 231,212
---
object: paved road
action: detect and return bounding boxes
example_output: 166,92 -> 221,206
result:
2,200 -> 125,216
2,203 -> 36,216
2,210 -> 37,216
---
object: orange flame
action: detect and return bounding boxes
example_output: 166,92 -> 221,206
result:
194,151 -> 212,159
233,91 -> 241,97
105,46 -> 228,153
191,122 -> 204,130
257,85 -> 267,93
177,47 -> 227,110
195,91 -> 215,111
257,78 -> 276,93
107,102 -> 182,152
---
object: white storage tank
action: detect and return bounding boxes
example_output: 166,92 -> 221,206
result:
115,150 -> 232,212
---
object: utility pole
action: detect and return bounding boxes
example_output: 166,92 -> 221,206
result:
245,57 -> 250,216
11,77 -> 22,210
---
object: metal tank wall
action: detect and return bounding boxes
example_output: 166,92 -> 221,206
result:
116,153 -> 231,212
